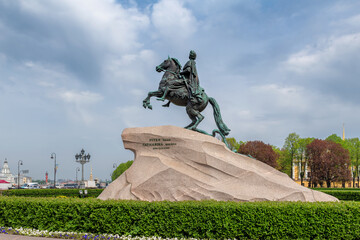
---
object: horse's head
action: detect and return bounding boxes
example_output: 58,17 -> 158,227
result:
156,56 -> 181,73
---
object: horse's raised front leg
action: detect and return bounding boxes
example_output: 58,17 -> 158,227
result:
143,90 -> 163,110
157,87 -> 169,102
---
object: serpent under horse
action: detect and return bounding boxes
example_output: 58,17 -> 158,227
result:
142,56 -> 230,141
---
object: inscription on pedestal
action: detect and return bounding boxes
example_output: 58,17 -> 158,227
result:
143,138 -> 177,150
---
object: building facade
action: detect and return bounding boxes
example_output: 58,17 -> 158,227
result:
0,159 -> 15,184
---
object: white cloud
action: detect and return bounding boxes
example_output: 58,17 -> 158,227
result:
104,49 -> 157,87
280,32 -> 360,104
60,0 -> 150,52
129,88 -> 146,98
116,106 -> 144,127
56,90 -> 104,125
151,0 -> 197,43
284,33 -> 360,74
0,0 -> 151,84
58,90 -> 103,105
19,0 -> 49,15
252,84 -> 307,111
16,0 -> 150,53
0,52 -> 6,64
334,14 -> 360,27
37,81 -> 55,88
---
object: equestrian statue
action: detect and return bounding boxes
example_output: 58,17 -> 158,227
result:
143,50 -> 231,145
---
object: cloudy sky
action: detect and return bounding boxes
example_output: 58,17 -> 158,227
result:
1,0 -> 360,181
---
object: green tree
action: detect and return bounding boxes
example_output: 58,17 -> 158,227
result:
226,137 -> 242,152
326,134 -> 342,143
297,137 -> 314,185
272,145 -> 292,176
277,149 -> 291,176
111,160 -> 134,181
283,133 -> 300,178
326,134 -> 348,149
346,138 -> 360,187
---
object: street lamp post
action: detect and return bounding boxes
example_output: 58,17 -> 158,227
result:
50,153 -> 56,188
17,160 -> 23,189
75,149 -> 91,188
111,163 -> 117,181
76,167 -> 80,187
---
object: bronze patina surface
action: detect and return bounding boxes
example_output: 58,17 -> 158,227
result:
143,50 -> 231,144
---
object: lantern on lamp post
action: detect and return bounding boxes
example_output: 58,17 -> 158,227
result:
75,149 -> 91,188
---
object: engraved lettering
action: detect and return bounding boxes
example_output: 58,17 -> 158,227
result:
165,143 -> 176,146
149,138 -> 161,142
143,139 -> 176,150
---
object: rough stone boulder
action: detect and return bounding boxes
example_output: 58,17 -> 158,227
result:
98,125 -> 338,202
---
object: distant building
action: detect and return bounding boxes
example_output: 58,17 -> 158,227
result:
14,175 -> 32,186
0,159 -> 15,184
85,167 -> 96,188
0,179 -> 11,190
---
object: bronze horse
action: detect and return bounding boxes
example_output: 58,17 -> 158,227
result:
143,57 -> 230,139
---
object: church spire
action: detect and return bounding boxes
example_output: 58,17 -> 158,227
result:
342,123 -> 345,141
90,166 -> 93,181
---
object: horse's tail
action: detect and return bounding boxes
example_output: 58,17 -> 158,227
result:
209,97 -> 231,136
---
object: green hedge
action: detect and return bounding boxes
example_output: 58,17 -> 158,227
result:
317,190 -> 360,201
1,197 -> 360,239
1,189 -> 103,198
313,188 -> 360,191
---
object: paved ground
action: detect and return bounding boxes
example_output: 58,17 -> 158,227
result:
0,234 -> 57,239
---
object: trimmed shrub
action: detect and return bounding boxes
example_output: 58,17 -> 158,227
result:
0,198 -> 360,239
317,190 -> 360,201
312,188 -> 360,201
313,188 -> 360,191
1,189 -> 103,198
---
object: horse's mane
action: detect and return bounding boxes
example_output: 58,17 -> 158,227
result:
171,58 -> 182,72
